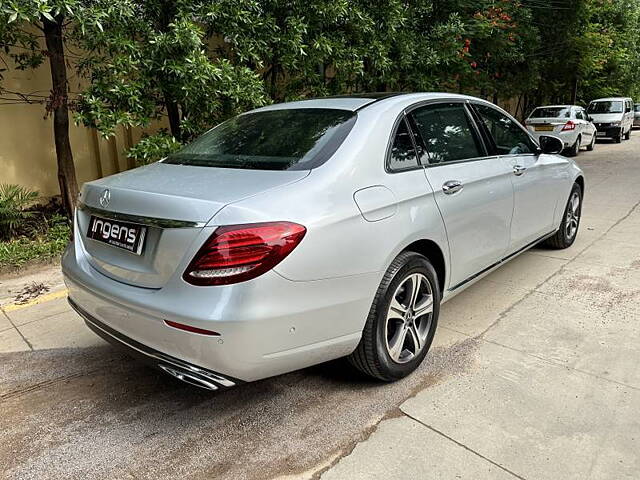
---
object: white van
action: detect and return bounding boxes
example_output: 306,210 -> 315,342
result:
587,97 -> 634,143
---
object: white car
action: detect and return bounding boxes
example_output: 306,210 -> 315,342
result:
525,105 -> 596,156
587,97 -> 634,143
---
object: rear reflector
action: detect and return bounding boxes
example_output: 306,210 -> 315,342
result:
164,319 -> 220,336
183,222 -> 306,286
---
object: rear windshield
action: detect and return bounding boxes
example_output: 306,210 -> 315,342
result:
529,107 -> 571,118
163,108 -> 356,170
587,101 -> 623,114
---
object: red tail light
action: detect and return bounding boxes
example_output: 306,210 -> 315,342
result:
183,222 -> 306,286
561,121 -> 576,131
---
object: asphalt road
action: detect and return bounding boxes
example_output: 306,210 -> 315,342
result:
1,134 -> 639,479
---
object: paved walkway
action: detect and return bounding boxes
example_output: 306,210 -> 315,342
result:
0,136 -> 639,479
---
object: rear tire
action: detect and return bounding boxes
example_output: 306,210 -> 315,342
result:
586,134 -> 595,151
348,251 -> 440,381
544,183 -> 582,249
566,136 -> 580,157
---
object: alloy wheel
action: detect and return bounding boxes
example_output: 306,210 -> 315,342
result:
384,273 -> 434,364
565,191 -> 580,240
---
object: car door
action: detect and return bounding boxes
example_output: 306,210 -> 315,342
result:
407,101 -> 514,289
574,108 -> 591,145
470,102 -> 559,252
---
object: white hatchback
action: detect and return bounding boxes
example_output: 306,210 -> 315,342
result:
525,105 -> 596,156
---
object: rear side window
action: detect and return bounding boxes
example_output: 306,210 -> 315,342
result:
409,103 -> 483,164
473,104 -> 535,155
387,118 -> 419,171
529,107 -> 571,119
164,108 -> 356,171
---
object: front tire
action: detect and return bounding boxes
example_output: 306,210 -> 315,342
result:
586,134 -> 595,151
625,127 -> 631,140
349,251 -> 440,381
615,130 -> 622,143
544,183 -> 582,249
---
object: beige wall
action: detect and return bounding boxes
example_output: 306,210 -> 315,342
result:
0,62 -> 158,197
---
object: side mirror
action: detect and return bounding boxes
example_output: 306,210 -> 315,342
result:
538,135 -> 564,155
587,115 -> 593,122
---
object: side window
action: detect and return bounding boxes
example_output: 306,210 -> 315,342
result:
388,117 -> 419,171
473,103 -> 536,155
409,103 -> 483,164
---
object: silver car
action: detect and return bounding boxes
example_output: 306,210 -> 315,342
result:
62,93 -> 584,390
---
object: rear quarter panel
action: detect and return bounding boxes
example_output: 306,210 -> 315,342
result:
209,104 -> 450,286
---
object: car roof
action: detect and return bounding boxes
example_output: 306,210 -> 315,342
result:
249,92 -> 486,113
533,105 -> 576,109
590,97 -> 631,102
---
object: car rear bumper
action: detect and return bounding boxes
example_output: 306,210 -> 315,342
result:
529,130 -> 578,147
62,242 -> 377,383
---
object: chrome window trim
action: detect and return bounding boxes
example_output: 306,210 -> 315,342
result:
77,202 -> 207,228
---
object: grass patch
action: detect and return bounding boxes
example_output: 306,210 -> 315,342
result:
0,214 -> 71,272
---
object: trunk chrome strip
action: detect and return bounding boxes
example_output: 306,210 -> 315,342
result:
77,202 -> 207,229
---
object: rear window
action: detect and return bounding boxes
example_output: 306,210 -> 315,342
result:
164,108 -> 356,170
587,101 -> 623,114
529,107 -> 571,118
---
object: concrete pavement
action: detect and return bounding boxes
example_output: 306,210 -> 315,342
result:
0,136 -> 639,479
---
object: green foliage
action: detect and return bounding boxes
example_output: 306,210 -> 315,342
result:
0,184 -> 39,240
2,0 -> 640,173
0,213 -> 71,271
127,131 -> 182,166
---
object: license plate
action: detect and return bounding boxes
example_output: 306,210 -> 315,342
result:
535,125 -> 554,131
87,215 -> 147,255
597,131 -> 606,136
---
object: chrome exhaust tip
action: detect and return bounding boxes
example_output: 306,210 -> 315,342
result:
158,364 -> 220,391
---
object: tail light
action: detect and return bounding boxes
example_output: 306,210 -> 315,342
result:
183,222 -> 306,286
561,121 -> 576,131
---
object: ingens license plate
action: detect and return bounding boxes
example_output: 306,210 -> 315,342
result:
535,125 -> 554,131
87,215 -> 147,255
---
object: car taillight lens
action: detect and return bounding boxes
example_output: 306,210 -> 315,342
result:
183,222 -> 306,286
561,121 -> 576,131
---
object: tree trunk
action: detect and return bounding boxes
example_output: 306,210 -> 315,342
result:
43,17 -> 78,218
165,97 -> 182,141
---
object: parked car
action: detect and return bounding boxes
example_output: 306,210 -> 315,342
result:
62,93 -> 584,390
587,97 -> 634,142
634,103 -> 640,129
525,105 -> 596,156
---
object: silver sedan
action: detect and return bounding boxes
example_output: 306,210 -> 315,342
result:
62,93 -> 584,390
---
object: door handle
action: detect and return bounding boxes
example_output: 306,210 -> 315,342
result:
442,180 -> 463,195
513,165 -> 527,176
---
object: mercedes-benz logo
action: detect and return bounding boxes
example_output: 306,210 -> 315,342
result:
99,189 -> 111,208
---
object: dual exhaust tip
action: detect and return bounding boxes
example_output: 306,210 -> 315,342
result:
158,364 -> 235,391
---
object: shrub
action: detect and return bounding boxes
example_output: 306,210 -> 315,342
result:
127,131 -> 182,166
0,184 -> 39,240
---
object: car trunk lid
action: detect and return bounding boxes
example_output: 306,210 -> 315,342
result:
77,162 -> 309,288
525,117 -> 570,134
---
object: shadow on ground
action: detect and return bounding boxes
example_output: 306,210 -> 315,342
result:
0,336 -> 477,480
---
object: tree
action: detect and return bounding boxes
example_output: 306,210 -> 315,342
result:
74,0 -> 267,159
0,1 -> 87,216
